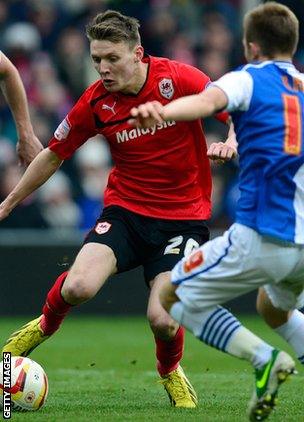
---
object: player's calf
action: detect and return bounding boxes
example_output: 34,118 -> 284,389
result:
148,311 -> 179,340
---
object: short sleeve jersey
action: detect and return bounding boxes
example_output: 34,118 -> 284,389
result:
49,56 -> 218,220
213,61 -> 304,244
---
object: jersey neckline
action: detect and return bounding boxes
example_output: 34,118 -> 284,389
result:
116,54 -> 153,99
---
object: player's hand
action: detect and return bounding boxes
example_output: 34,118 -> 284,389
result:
128,101 -> 165,128
207,141 -> 237,162
0,201 -> 11,221
16,134 -> 43,167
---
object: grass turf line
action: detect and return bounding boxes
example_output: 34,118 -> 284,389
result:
0,316 -> 303,421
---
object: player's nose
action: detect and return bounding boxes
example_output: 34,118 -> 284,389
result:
98,61 -> 110,75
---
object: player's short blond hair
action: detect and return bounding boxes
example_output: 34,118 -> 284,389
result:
244,2 -> 299,58
86,10 -> 141,48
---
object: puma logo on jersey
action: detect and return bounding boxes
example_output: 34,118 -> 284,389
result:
116,120 -> 176,143
102,101 -> 117,114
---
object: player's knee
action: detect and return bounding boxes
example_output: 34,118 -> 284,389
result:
62,276 -> 95,304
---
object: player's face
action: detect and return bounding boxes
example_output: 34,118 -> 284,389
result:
90,39 -> 142,93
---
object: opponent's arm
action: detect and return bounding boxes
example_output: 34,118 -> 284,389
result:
163,87 -> 228,121
0,52 -> 43,166
130,86 -> 228,127
0,148 -> 62,220
130,87 -> 237,160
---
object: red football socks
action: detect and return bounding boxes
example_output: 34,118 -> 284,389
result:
155,326 -> 185,377
40,271 -> 72,335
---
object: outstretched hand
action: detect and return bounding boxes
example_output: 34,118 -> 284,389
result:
16,134 -> 43,167
207,141 -> 237,162
128,101 -> 165,128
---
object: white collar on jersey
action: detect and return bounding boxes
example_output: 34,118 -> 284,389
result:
272,60 -> 296,70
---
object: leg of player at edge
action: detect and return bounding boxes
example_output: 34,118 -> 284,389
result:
257,287 -> 304,366
2,242 -> 117,358
3,250 -> 197,408
159,278 -> 296,421
147,272 -> 197,408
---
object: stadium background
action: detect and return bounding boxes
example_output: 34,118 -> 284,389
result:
0,0 -> 303,315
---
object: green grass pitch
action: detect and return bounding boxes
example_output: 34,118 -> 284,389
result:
1,315 -> 303,421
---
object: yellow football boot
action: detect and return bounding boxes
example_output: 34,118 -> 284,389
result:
160,365 -> 198,408
2,315 -> 49,357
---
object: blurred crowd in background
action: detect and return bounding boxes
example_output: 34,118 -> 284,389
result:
0,0 -> 303,232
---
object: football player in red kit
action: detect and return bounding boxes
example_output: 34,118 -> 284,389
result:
0,10 -> 237,408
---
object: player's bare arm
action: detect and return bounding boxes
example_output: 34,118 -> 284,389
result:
0,148 -> 62,221
130,86 -> 228,127
163,87 -> 228,121
130,88 -> 237,161
0,52 -> 43,166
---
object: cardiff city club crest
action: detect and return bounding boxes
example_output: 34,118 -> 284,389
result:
159,78 -> 174,99
95,221 -> 112,234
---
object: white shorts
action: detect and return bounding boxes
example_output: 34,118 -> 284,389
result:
171,223 -> 304,312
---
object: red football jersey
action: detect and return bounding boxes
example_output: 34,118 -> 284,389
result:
49,56 -> 226,220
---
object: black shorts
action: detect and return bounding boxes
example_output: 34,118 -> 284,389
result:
84,205 -> 210,283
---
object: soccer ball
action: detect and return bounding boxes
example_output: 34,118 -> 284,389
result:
0,356 -> 48,411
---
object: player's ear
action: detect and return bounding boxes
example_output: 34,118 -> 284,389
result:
134,45 -> 144,63
248,42 -> 261,60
